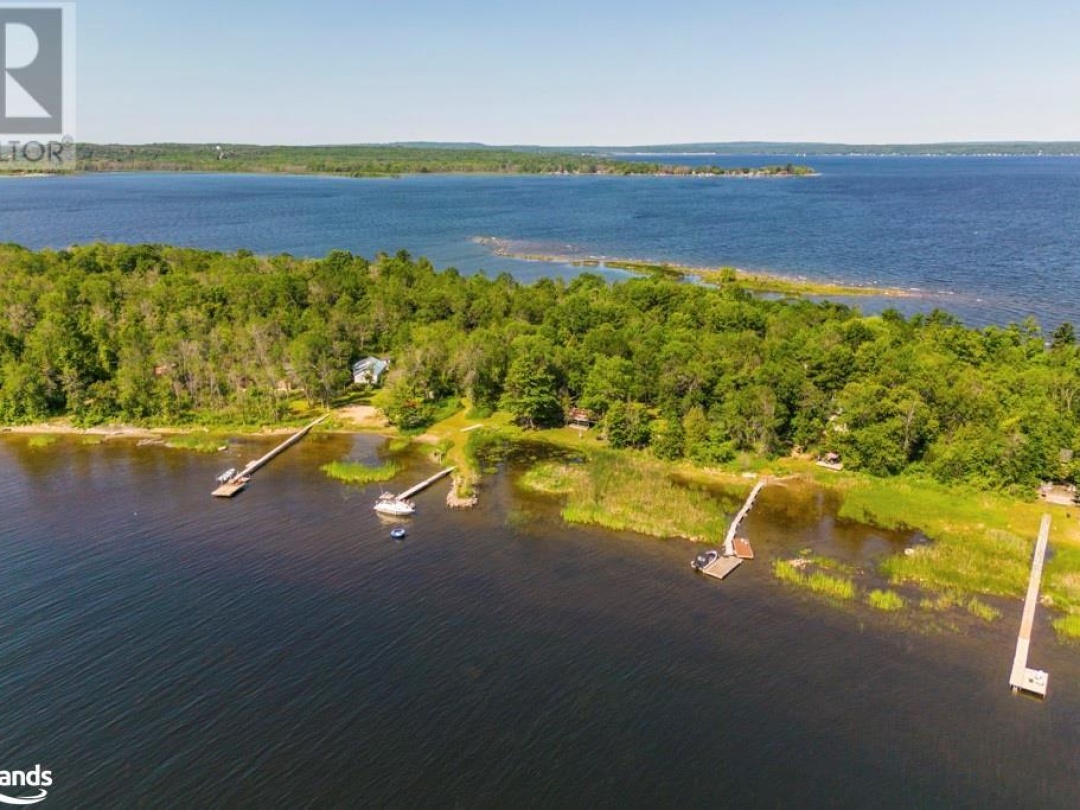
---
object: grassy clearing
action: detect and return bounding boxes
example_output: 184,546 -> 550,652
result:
868,589 -> 905,611
839,478 -> 1049,597
772,559 -> 857,601
519,449 -> 740,541
165,434 -> 228,453
27,434 -> 59,449
320,460 -> 399,485
422,405 -> 517,499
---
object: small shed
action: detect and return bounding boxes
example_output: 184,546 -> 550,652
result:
353,357 -> 389,386
567,407 -> 597,431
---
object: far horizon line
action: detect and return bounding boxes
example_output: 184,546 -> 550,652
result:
81,138 -> 1080,149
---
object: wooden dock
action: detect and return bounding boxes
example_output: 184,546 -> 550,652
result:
396,467 -> 455,501
212,415 -> 329,498
733,537 -> 755,560
1009,514 -> 1051,698
700,556 -> 743,581
723,480 -> 766,557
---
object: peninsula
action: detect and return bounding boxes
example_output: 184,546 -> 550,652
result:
474,237 -> 913,298
2,242 -> 1077,638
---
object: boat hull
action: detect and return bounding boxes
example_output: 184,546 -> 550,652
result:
374,498 -> 415,516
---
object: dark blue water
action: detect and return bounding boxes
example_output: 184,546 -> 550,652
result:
2,435 -> 1080,807
2,157 -> 1079,327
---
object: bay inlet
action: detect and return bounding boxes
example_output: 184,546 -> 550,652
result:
2,434 -> 1079,806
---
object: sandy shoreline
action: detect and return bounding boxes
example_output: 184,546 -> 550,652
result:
2,405 -> 393,442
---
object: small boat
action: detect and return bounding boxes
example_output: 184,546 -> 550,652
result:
216,467 -> 238,484
733,536 -> 755,560
374,493 -> 415,516
390,527 -> 407,540
691,550 -> 719,571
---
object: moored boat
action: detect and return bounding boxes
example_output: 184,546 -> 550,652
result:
390,527 -> 407,540
216,467 -> 238,484
374,493 -> 415,516
691,549 -> 719,571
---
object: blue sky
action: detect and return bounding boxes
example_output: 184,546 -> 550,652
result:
79,0 -> 1080,144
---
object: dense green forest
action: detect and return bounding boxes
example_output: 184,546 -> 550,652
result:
75,143 -> 812,177
1,243 -> 1077,491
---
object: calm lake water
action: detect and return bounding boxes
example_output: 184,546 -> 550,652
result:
2,156 -> 1080,327
2,435 -> 1079,806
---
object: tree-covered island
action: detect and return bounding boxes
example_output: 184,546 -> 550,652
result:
74,143 -> 814,178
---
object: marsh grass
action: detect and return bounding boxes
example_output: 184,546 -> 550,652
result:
810,555 -> 857,576
773,559 -> 804,586
166,434 -> 227,453
1052,613 -> 1080,640
520,450 -> 737,541
321,460 -> 399,485
807,571 -> 857,600
844,480 -> 1034,598
519,462 -> 578,495
919,592 -> 959,612
868,589 -> 905,611
965,597 -> 1001,622
773,559 -> 857,601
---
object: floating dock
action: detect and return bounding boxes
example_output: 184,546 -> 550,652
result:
733,537 -> 755,560
212,415 -> 329,498
700,556 -> 744,580
1009,514 -> 1051,698
723,480 -> 766,557
396,467 -> 455,501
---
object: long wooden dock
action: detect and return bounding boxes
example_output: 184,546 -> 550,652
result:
723,480 -> 766,557
1009,514 -> 1051,698
396,467 -> 455,500
212,415 -> 329,498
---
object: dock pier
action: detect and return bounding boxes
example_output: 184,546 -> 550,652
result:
395,467 -> 456,501
699,479 -> 766,581
1009,514 -> 1052,698
212,415 -> 329,498
722,480 -> 766,557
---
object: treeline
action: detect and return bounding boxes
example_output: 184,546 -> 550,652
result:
600,142 -> 1080,156
0,243 -> 1077,491
75,144 -> 812,178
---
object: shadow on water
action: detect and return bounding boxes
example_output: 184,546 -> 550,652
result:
1,435 -> 1079,807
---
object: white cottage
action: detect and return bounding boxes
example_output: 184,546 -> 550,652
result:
352,357 -> 390,386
